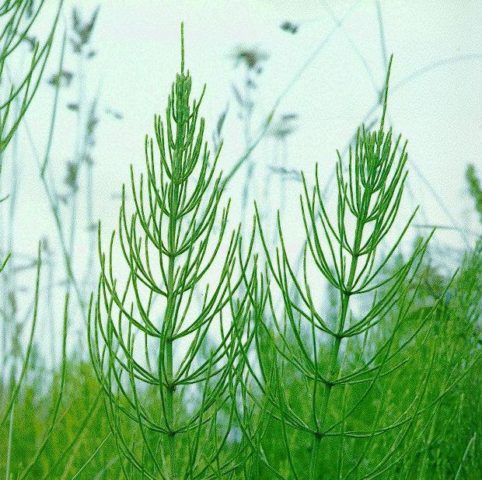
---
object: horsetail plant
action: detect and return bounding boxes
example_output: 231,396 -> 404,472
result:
230,59 -> 468,479
89,27 -> 256,479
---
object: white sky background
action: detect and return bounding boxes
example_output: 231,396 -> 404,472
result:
2,1 -> 482,346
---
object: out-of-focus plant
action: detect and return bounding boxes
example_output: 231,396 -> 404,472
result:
28,4 -> 103,320
466,163 -> 482,225
1,0 -> 62,347
0,0 -> 62,154
0,3 -> 116,478
231,45 -> 269,212
89,27 -> 256,478
1,0 -> 62,411
263,112 -> 299,242
0,2 -> 70,477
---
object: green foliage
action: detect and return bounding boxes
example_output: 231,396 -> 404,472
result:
1,356 -> 118,479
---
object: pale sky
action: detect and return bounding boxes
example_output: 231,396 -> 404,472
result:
25,1 -> 482,240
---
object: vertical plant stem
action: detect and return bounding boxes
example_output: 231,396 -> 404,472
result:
164,113 -> 182,480
67,49 -> 85,299
310,184 -> 369,478
166,241 -> 176,478
241,68 -> 252,213
454,433 -> 477,480
5,404 -> 14,480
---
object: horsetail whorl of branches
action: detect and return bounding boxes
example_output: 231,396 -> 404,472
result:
89,25 -> 255,478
